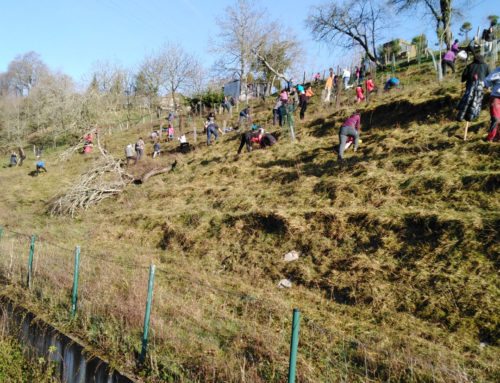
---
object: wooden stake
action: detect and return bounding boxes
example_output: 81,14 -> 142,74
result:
464,121 -> 469,141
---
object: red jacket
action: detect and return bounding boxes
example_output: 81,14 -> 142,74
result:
366,79 -> 375,92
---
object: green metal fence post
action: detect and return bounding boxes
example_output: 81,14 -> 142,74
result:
287,111 -> 296,141
140,265 -> 156,364
71,246 -> 81,317
26,235 -> 35,288
0,227 -> 3,243
288,308 -> 301,383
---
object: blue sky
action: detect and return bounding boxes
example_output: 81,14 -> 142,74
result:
0,0 -> 498,84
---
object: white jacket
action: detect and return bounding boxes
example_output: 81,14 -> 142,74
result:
484,66 -> 500,98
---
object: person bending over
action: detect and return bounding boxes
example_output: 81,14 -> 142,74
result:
338,112 -> 361,161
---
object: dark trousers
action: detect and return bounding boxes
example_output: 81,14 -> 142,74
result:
442,60 -> 455,75
237,132 -> 253,154
300,100 -> 307,120
366,89 -> 377,100
273,109 -> 280,125
36,165 -> 47,175
19,156 -> 25,166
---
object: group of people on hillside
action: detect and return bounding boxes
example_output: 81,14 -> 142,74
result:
457,53 -> 500,141
7,146 -> 47,176
9,147 -> 26,167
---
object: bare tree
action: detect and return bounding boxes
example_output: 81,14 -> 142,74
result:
211,0 -> 272,81
6,51 -> 48,96
390,0 -> 454,49
159,43 -> 199,111
307,0 -> 388,68
252,28 -> 303,84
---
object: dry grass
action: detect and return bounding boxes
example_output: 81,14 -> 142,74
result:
0,59 -> 499,382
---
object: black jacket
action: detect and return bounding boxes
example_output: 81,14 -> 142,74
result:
482,29 -> 495,42
461,59 -> 491,85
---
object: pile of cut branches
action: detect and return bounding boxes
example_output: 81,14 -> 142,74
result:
48,134 -> 178,216
48,155 -> 132,217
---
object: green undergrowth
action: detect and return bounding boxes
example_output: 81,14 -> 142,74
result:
0,59 -> 499,382
0,333 -> 60,383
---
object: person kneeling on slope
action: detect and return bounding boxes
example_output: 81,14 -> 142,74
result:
338,112 -> 361,162
237,126 -> 265,154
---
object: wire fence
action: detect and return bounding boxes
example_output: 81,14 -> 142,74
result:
0,226 -> 492,382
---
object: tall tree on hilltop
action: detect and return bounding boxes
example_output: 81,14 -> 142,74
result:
211,0 -> 274,81
389,0 -> 454,49
251,27 -> 303,86
307,0 -> 389,68
159,43 -> 200,111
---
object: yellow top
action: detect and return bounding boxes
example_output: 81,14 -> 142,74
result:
325,76 -> 333,89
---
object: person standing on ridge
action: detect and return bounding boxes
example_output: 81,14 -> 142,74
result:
338,112 -> 361,162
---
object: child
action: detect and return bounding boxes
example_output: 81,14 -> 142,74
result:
356,85 -> 365,103
167,124 -> 174,141
153,141 -> 161,158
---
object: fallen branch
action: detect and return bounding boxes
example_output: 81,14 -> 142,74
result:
134,160 -> 177,184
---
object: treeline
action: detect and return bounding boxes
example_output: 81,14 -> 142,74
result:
0,42 -> 211,150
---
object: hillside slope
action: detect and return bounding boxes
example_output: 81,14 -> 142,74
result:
0,60 -> 499,382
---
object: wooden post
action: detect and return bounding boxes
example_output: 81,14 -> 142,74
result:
464,121 -> 469,141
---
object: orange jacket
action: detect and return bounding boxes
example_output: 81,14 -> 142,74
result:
305,88 -> 314,97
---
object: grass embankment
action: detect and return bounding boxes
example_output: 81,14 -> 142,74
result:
0,59 -> 499,382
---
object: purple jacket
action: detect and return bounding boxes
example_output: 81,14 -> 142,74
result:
443,50 -> 455,62
342,114 -> 360,130
451,43 -> 459,53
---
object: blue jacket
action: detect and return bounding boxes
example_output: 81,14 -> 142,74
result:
484,66 -> 500,98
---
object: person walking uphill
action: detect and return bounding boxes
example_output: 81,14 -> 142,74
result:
135,138 -> 145,164
338,112 -> 361,162
484,66 -> 500,142
442,49 -> 456,76
125,143 -> 136,167
457,55 -> 490,124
